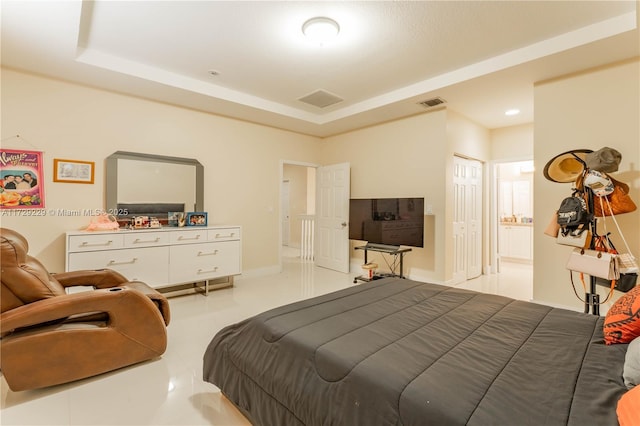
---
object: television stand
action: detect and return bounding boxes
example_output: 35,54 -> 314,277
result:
353,245 -> 412,284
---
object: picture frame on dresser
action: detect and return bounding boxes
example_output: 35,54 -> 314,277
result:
168,211 -> 183,227
186,212 -> 207,226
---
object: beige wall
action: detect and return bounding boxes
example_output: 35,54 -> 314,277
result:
3,59 -> 637,309
491,123 -> 534,161
320,109 -> 490,283
1,69 -> 322,273
321,111 -> 447,281
534,59 -> 640,310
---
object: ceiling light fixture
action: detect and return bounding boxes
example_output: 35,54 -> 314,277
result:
302,17 -> 340,45
505,108 -> 520,116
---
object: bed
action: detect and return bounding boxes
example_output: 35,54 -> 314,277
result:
203,277 -> 629,425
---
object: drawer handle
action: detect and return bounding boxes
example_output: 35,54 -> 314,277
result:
215,233 -> 235,239
108,258 -> 138,265
178,235 -> 201,241
80,240 -> 113,247
198,250 -> 219,256
198,267 -> 219,274
133,237 -> 160,244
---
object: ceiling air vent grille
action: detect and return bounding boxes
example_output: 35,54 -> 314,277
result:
418,97 -> 446,108
298,90 -> 343,109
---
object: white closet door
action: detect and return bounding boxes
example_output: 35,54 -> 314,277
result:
452,159 -> 468,284
466,159 -> 483,279
453,156 -> 484,283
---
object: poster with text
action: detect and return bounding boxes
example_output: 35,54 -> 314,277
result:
0,149 -> 45,209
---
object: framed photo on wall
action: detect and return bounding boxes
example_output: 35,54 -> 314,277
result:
186,212 -> 207,227
0,149 -> 45,209
53,158 -> 95,184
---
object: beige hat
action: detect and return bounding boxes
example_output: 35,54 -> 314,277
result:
543,149 -> 592,183
585,147 -> 622,173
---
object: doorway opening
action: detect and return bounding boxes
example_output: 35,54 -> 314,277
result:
281,162 -> 316,263
494,160 -> 534,298
279,161 -> 351,275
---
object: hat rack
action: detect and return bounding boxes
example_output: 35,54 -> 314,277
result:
570,153 -> 600,315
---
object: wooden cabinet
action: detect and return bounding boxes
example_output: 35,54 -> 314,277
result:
499,224 -> 532,261
66,226 -> 241,294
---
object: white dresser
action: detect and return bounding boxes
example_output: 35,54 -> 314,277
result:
65,226 -> 241,294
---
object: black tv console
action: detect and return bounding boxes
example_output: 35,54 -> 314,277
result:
353,245 -> 412,284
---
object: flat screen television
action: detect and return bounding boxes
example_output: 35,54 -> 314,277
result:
349,198 -> 424,248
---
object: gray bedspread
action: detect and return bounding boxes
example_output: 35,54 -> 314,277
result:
203,278 -> 628,426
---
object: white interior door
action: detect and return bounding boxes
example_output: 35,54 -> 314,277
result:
452,159 -> 467,284
315,163 -> 350,273
466,160 -> 483,279
453,156 -> 483,283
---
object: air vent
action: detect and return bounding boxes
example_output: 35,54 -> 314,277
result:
418,97 -> 446,108
298,89 -> 343,109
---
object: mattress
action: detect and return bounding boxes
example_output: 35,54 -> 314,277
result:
203,277 -> 628,425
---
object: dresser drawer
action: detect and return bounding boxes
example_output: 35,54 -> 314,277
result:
68,247 -> 170,287
123,231 -> 169,248
169,229 -> 207,245
169,240 -> 240,283
67,233 -> 124,252
66,226 -> 241,292
208,227 -> 241,242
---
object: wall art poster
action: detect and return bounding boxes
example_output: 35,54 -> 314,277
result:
0,149 -> 45,209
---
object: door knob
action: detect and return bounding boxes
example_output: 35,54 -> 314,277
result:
341,222 -> 347,227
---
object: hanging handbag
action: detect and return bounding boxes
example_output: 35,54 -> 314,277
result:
544,210 -> 561,237
556,225 -> 591,248
618,253 -> 639,274
596,273 -> 638,293
592,228 -> 638,293
591,176 -> 636,217
566,247 -> 620,280
556,193 -> 591,227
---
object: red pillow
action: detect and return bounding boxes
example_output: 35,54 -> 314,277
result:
604,285 -> 640,345
617,385 -> 640,426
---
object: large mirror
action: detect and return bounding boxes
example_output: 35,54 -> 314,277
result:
106,151 -> 203,217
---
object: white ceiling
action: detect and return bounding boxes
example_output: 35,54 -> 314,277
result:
2,1 -> 638,137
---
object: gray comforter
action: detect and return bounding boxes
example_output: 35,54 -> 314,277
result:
203,278 -> 628,425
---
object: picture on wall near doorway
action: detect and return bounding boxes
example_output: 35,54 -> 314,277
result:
0,149 -> 45,209
53,158 -> 95,184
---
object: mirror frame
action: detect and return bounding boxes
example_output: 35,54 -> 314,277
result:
105,151 -> 204,214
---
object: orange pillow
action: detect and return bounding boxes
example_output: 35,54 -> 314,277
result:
604,285 -> 640,344
617,385 -> 640,426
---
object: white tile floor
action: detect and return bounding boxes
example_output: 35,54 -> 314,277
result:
0,252 -> 532,426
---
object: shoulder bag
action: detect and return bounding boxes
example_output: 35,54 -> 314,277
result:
566,247 -> 619,280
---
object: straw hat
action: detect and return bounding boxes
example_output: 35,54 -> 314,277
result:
543,149 -> 593,183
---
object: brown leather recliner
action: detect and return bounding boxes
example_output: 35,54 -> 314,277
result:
0,228 -> 171,391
